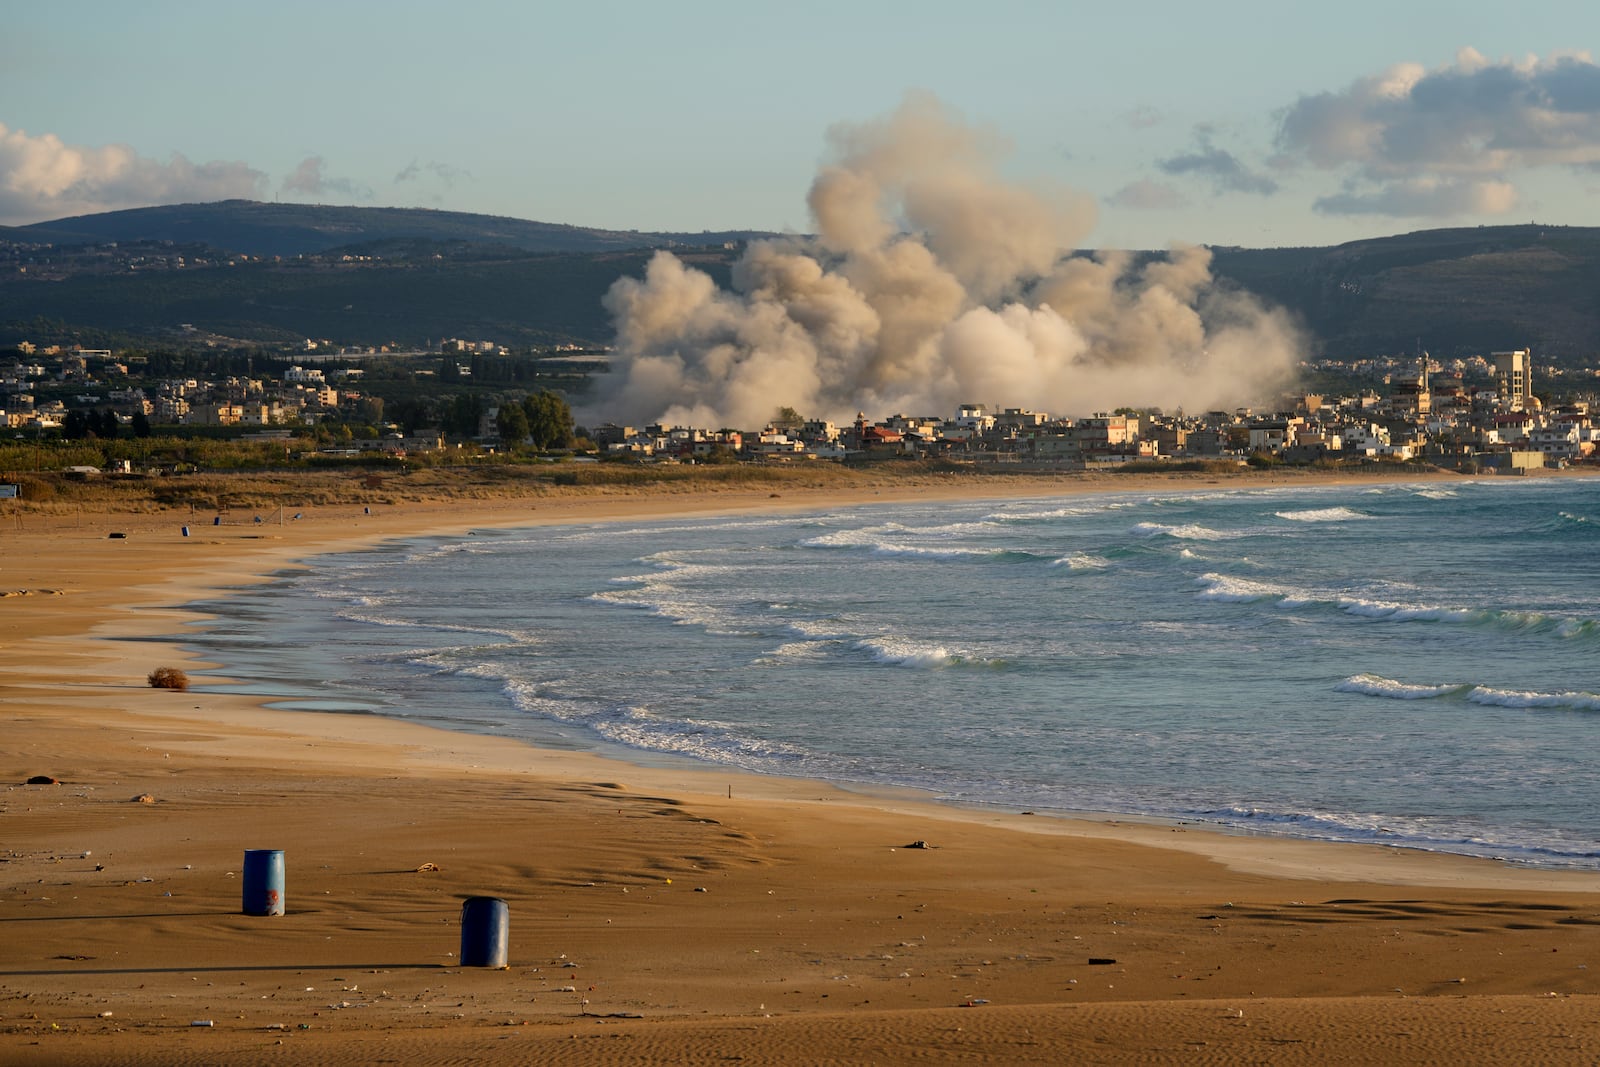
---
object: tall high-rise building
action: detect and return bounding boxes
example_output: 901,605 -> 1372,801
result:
1491,348 -> 1534,410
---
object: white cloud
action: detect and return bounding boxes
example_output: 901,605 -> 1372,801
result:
0,122 -> 265,225
1314,176 -> 1518,218
1277,48 -> 1600,217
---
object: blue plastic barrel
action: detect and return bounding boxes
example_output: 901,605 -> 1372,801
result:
242,849 -> 285,915
459,896 -> 509,968
181,526 -> 190,537
213,516 -> 221,526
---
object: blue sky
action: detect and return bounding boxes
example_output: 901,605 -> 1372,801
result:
5,0 -> 1600,248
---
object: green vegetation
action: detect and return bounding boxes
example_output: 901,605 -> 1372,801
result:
0,249 -> 740,349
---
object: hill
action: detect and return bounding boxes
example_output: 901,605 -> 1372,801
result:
1209,223 -> 1600,360
5,200 -> 775,258
0,244 -> 740,350
3,202 -> 1599,359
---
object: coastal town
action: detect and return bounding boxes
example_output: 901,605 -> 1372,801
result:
2,339 -> 1597,475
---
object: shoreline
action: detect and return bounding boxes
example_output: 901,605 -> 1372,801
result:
165,467 -> 1600,881
8,468 -> 1600,1063
20,466 -> 1600,888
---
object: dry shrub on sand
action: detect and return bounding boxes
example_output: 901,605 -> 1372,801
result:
147,666 -> 190,691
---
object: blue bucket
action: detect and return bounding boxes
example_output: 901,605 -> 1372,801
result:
459,896 -> 509,968
242,849 -> 285,915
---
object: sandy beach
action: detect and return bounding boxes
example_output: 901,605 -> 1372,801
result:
5,470 -> 1600,1065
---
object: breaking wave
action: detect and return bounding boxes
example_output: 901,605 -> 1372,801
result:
1467,686 -> 1600,712
1336,673 -> 1469,700
1195,573 -> 1600,636
1131,521 -> 1244,541
1275,507 -> 1370,523
1050,552 -> 1111,570
1337,674 -> 1600,712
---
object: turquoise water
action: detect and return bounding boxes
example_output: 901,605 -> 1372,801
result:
183,477 -> 1600,868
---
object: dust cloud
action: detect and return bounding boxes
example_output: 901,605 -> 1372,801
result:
596,93 -> 1300,429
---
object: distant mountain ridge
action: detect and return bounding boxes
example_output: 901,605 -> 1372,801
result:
6,200 -> 779,258
1208,223 -> 1600,361
4,202 -> 1599,360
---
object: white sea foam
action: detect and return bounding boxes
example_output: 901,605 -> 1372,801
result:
988,501 -> 1135,522
1275,507 -> 1370,523
591,712 -> 812,766
757,641 -> 831,663
1467,686 -> 1600,712
588,590 -> 751,634
855,635 -> 955,668
1205,805 -> 1409,841
867,542 -> 1007,561
1326,595 -> 1477,623
1194,573 -> 1287,602
588,558 -> 754,633
1050,552 -> 1110,570
1553,617 -> 1600,639
501,681 -> 813,768
800,524 -> 904,549
1195,573 -> 1482,624
911,519 -> 1004,537
1197,805 -> 1515,856
786,617 -> 853,641
1131,521 -> 1242,541
800,523 -> 1021,561
1336,673 -> 1467,700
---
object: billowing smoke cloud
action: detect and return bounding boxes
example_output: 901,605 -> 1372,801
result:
394,159 -> 471,205
280,155 -> 372,201
597,93 -> 1301,429
0,121 -> 266,225
1276,48 -> 1600,217
1106,178 -> 1188,211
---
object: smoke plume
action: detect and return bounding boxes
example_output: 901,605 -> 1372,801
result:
597,93 -> 1300,429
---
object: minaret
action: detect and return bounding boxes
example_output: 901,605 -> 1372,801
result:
1416,347 -> 1431,416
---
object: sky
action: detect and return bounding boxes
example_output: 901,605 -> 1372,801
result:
6,0 -> 1600,250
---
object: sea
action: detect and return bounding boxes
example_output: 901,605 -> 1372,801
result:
179,476 -> 1600,870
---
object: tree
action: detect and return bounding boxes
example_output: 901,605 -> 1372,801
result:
132,410 -> 152,438
521,389 -> 574,449
773,405 -> 803,431
386,397 -> 432,435
496,402 -> 530,444
444,392 -> 484,437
